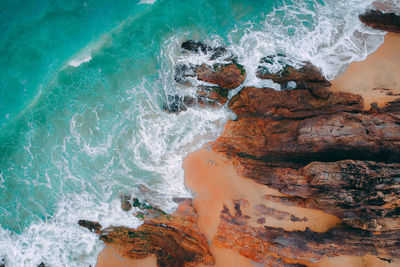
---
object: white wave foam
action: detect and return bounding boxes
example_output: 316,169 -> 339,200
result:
372,0 -> 400,14
0,192 -> 142,266
68,54 -> 92,67
230,0 -> 385,85
139,0 -> 157,4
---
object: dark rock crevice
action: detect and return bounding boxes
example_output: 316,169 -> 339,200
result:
214,205 -> 400,265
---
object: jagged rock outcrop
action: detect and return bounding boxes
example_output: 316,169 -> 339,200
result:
360,10 -> 400,33
214,87 -> 400,163
209,61 -> 400,263
168,40 -> 246,112
256,60 -> 330,90
80,199 -> 214,267
195,63 -> 246,90
230,158 -> 400,232
214,205 -> 400,265
229,86 -> 363,119
94,55 -> 400,265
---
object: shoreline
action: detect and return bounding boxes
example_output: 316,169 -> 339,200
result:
330,32 -> 400,110
96,25 -> 400,267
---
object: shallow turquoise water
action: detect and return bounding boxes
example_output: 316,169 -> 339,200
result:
0,0 -> 275,232
0,0 -> 385,265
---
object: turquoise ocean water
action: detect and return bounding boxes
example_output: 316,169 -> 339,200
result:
0,0 -> 388,266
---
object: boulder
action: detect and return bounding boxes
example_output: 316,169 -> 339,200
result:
195,63 -> 246,90
359,10 -> 400,33
120,194 -> 132,212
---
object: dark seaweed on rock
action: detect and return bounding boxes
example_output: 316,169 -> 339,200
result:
170,41 -> 246,111
256,60 -> 330,90
181,40 -> 230,60
163,86 -> 229,113
174,59 -> 246,90
359,10 -> 400,33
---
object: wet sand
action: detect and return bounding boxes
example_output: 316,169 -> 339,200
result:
331,32 -> 400,109
96,247 -> 157,267
184,148 -> 341,267
184,148 -> 399,267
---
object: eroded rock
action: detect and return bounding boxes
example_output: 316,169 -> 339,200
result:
79,199 -> 214,267
212,86 -> 400,232
164,86 -> 229,112
214,205 -> 400,265
195,63 -> 246,90
232,159 -> 400,231
360,10 -> 400,33
181,40 -> 228,60
120,194 -> 132,212
229,87 -> 363,119
170,40 -> 246,111
256,61 -> 330,90
214,87 -> 400,163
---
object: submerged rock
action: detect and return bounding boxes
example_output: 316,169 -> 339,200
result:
181,40 -> 228,60
170,40 -> 246,112
360,10 -> 400,33
164,87 -> 229,113
120,194 -> 132,212
256,60 -> 330,90
174,61 -> 246,90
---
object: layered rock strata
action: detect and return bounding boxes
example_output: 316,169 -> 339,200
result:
214,205 -> 400,265
209,61 -> 400,264
80,199 -> 214,267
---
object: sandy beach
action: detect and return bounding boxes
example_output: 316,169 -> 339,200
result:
96,248 -> 157,267
331,32 -> 400,109
184,148 -> 400,267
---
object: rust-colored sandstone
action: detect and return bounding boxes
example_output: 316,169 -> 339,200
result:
82,199 -> 214,267
208,81 -> 400,264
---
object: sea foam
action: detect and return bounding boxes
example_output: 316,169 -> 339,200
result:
230,0 -> 386,87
